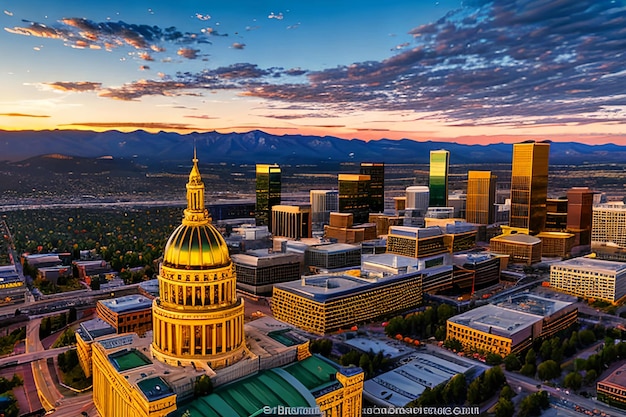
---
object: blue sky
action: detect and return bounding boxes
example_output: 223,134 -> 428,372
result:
2,0 -> 626,144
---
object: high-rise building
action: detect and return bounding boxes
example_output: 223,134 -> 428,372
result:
509,141 -> 550,234
429,150 -> 450,207
338,174 -> 371,224
271,204 -> 312,240
567,187 -> 594,246
310,190 -> 338,230
255,164 -> 281,229
466,171 -> 496,225
360,162 -> 385,213
152,154 -> 246,370
592,203 -> 626,248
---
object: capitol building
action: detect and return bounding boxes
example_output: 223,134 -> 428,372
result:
89,153 -> 363,417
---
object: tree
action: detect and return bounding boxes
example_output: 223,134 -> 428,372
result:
504,354 -> 521,371
193,375 -> 213,397
467,378 -> 482,404
563,372 -> 582,390
500,385 -> 514,401
537,360 -> 561,381
359,354 -> 373,378
443,374 -> 466,404
518,391 -> 549,417
520,363 -> 535,377
486,352 -> 503,366
68,307 -> 77,323
578,329 -> 596,346
584,369 -> 598,385
525,348 -> 537,366
309,339 -> 332,357
495,398 -> 514,417
90,276 -> 101,291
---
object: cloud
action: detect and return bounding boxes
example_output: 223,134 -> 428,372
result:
28,0 -> 626,130
177,47 -> 200,59
61,122 -> 196,130
184,114 -> 218,119
0,113 -> 50,118
238,0 -> 626,127
5,17 -> 211,60
43,81 -> 102,92
231,42 -> 245,50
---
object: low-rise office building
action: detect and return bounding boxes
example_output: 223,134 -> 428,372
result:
386,226 -> 448,258
537,231 -> 576,258
490,233 -> 542,265
0,265 -> 27,305
304,243 -> 362,272
232,249 -> 301,295
96,294 -> 153,335
447,293 -> 577,356
75,318 -> 117,378
550,257 -> 626,303
272,271 -> 423,335
598,362 -> 626,410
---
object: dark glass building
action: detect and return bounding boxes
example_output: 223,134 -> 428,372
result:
360,162 -> 385,213
338,174 -> 371,224
255,164 -> 281,229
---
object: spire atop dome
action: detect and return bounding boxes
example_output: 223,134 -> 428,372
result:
183,150 -> 211,225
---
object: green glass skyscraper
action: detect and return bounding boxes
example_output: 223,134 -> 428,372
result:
429,150 -> 450,207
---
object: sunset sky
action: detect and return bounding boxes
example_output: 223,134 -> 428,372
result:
2,0 -> 626,144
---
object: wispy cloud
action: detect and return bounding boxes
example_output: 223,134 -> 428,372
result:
42,81 -> 102,92
61,122 -> 196,130
0,112 -> 50,118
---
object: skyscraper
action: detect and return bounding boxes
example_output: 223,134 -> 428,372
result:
255,164 -> 281,229
338,174 -> 371,224
429,150 -> 450,207
360,162 -> 385,213
310,190 -> 338,230
509,141 -> 550,234
466,171 -> 496,225
567,187 -> 594,246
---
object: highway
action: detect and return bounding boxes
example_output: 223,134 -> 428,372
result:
26,317 -> 65,412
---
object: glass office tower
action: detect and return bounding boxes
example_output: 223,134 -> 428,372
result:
429,150 -> 450,207
255,164 -> 281,229
360,162 -> 385,213
466,171 -> 497,225
509,141 -> 550,234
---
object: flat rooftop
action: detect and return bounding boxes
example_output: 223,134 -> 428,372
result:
494,293 -> 572,316
274,271 -> 421,303
307,243 -> 361,253
363,350 -> 477,407
76,318 -> 116,342
553,257 -> 626,273
599,362 -> 626,388
448,304 -> 541,337
99,294 -> 153,313
137,376 -> 174,402
108,348 -> 152,372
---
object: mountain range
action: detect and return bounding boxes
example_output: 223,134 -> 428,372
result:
1,129 -> 624,167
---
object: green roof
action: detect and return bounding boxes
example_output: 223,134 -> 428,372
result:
170,356 -> 345,417
109,349 -> 152,372
282,356 -> 338,391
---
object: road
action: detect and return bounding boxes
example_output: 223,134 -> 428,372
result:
26,317 -> 64,412
0,346 -> 72,368
504,370 -> 622,417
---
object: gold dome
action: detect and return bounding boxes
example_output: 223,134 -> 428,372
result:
162,223 -> 230,269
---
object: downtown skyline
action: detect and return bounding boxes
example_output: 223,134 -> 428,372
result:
1,0 -> 626,145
